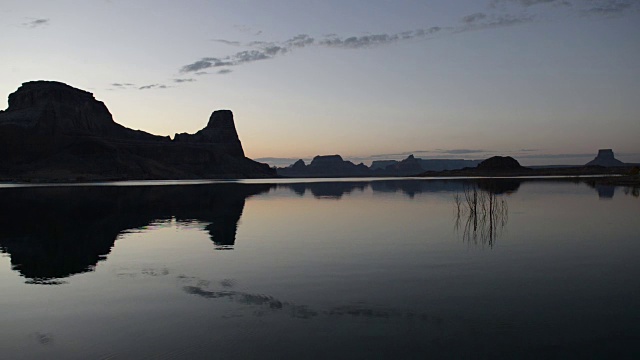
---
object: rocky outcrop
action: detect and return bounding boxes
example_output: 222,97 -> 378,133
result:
290,159 -> 307,171
0,81 -> 275,181
279,154 -> 482,178
477,156 -> 524,171
173,110 -> 244,157
0,80 -> 159,140
381,155 -> 424,176
278,155 -> 370,177
585,149 -> 625,167
370,160 -> 397,171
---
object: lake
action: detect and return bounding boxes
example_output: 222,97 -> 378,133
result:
0,178 -> 638,359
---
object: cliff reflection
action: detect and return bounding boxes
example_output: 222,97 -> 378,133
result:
281,182 -> 368,199
0,177 -> 625,283
0,184 -> 271,282
282,179 -> 521,199
454,182 -> 509,248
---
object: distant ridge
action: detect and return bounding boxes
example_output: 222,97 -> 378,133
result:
278,155 -> 370,177
0,81 -> 275,181
277,154 -> 481,177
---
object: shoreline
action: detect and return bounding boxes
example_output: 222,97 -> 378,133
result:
1,174 -> 638,188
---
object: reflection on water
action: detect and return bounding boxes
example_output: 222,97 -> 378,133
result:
0,184 -> 270,281
0,178 -> 634,283
624,186 -> 640,197
282,182 -> 369,199
454,182 -> 509,247
180,274 -> 441,323
0,178 -> 639,358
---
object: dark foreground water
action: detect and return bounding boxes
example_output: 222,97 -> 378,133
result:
0,178 -> 638,359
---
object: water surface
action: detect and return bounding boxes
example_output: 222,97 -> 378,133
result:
0,179 -> 638,359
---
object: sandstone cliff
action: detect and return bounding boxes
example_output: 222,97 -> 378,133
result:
0,81 -> 275,181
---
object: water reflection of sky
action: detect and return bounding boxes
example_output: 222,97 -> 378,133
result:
0,179 -> 638,358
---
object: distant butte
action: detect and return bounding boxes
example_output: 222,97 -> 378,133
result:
585,149 -> 625,167
0,81 -> 275,181
476,156 -> 525,171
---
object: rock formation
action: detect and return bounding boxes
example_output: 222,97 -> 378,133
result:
290,159 -> 307,171
370,160 -> 398,171
585,149 -> 625,167
277,155 -> 370,177
173,110 -> 244,157
381,155 -> 425,175
279,154 -> 482,178
477,156 -> 524,171
0,183 -> 272,282
0,81 -> 275,181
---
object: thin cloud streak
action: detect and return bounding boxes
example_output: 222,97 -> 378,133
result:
371,149 -> 489,159
584,0 -> 634,15
490,0 -> 561,8
180,28 -> 443,73
139,84 -> 168,90
179,0 -> 638,75
22,18 -> 49,28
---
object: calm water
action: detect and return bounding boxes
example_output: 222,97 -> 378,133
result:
0,179 -> 638,359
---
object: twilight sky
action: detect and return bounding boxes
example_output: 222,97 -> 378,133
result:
1,0 -> 639,165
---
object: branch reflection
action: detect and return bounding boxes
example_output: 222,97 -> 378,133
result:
454,182 -> 509,248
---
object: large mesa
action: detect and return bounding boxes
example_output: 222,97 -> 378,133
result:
0,80 -> 274,181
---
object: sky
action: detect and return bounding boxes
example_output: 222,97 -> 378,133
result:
1,0 -> 639,166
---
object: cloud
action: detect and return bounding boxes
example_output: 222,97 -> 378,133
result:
438,149 -> 487,155
234,50 -> 270,63
180,28 -> 443,73
516,153 -> 595,159
180,57 -> 235,72
178,0 -> 638,75
584,0 -> 634,15
109,83 -> 136,90
22,18 -> 49,28
317,28 -> 442,49
463,13 -> 488,23
217,69 -> 232,74
491,0 -> 560,7
491,0 -> 638,14
173,78 -> 195,83
213,39 -> 241,46
180,60 -> 216,72
459,13 -> 535,32
139,84 -> 168,90
369,149 -> 490,159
